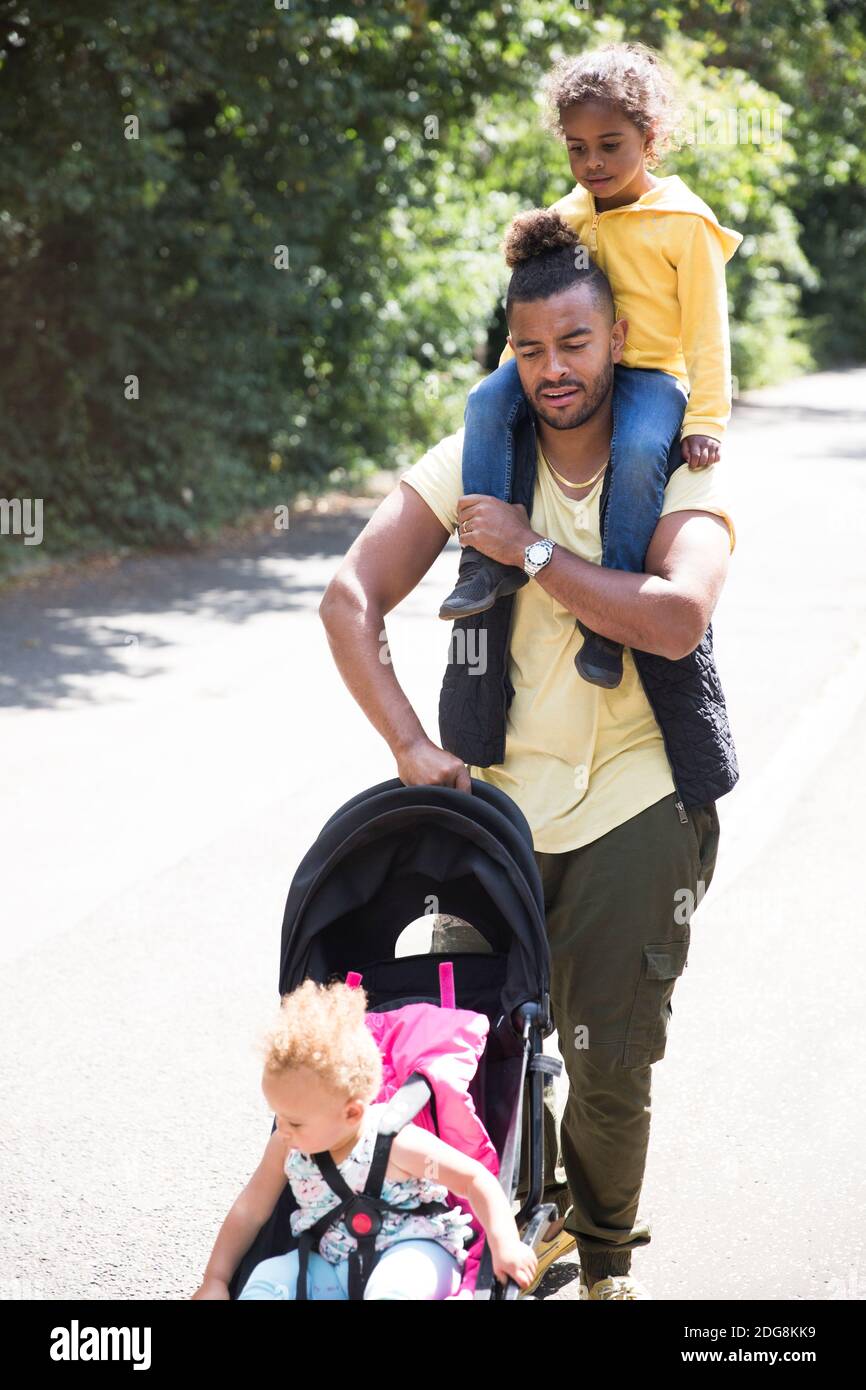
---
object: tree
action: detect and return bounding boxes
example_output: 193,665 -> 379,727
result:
0,2 -> 861,562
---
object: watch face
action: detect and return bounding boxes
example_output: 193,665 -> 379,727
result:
528,541 -> 549,564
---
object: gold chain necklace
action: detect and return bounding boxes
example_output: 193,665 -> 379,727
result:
541,446 -> 610,492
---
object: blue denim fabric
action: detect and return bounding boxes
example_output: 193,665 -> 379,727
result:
461,356 -> 529,503
461,360 -> 687,572
603,366 -> 688,571
236,1238 -> 462,1300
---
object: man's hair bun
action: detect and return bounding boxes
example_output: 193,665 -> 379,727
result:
502,206 -> 614,323
502,208 -> 580,268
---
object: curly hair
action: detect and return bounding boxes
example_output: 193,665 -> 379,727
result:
503,208 -> 614,322
259,979 -> 383,1101
542,42 -> 681,168
503,207 -> 579,269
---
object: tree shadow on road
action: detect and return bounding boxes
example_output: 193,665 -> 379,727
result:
0,492 -> 440,710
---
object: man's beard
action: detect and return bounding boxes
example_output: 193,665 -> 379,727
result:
532,356 -> 614,432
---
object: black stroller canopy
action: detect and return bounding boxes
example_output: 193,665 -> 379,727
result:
228,778 -> 558,1300
278,777 -> 551,1027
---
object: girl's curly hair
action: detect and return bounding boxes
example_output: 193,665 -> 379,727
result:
542,42 -> 682,168
259,979 -> 383,1101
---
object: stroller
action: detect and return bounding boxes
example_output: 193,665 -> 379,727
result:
228,775 -> 564,1301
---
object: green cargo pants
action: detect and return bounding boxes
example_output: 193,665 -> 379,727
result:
515,790 -> 720,1279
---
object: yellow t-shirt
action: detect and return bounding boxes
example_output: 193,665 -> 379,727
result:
399,431 -> 735,853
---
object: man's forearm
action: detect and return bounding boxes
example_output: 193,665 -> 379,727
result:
523,531 -> 701,659
457,494 -> 710,659
319,585 -> 428,757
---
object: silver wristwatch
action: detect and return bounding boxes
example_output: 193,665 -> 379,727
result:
524,536 -> 556,577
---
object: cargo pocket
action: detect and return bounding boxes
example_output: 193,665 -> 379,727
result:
621,933 -> 690,1068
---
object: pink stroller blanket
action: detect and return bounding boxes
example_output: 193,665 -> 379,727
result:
347,964 -> 500,1299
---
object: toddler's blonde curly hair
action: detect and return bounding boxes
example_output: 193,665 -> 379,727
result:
542,42 -> 682,169
259,979 -> 383,1101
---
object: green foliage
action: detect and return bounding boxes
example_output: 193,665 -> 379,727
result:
646,0 -> 866,364
662,34 -> 817,387
0,1 -> 862,564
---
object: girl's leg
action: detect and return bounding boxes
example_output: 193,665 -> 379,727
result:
461,356 -> 529,502
440,357 -> 533,620
602,366 -> 688,572
236,1248 -> 348,1301
575,367 -> 687,689
362,1239 -> 463,1302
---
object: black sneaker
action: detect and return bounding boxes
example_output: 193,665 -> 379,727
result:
439,545 -> 528,620
574,619 -> 623,688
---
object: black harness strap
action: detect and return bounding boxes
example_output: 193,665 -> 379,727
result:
293,1075 -> 451,1300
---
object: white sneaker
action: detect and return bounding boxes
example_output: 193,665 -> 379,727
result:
579,1273 -> 652,1300
516,1229 -> 577,1299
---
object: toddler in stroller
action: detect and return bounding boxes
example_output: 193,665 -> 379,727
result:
193,775 -> 565,1301
193,978 -> 537,1300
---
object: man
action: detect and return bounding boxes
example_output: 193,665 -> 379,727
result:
318,209 -> 736,1300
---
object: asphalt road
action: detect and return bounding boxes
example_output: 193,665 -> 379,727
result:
1,369 -> 864,1302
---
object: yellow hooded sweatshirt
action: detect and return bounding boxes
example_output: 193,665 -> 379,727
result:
499,174 -> 743,441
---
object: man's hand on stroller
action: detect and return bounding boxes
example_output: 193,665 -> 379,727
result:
491,1235 -> 539,1290
395,734 -> 471,793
